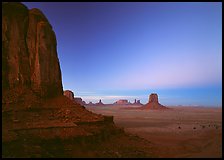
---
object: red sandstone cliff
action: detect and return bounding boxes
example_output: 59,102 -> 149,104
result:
2,3 -> 154,158
2,2 -> 63,100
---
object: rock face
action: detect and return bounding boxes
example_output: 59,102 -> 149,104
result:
141,93 -> 167,109
149,94 -> 158,103
2,2 -> 63,99
63,90 -> 75,100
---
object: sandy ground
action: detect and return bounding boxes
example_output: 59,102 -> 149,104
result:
86,105 -> 222,158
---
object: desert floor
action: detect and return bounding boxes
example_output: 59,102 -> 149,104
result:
86,105 -> 222,158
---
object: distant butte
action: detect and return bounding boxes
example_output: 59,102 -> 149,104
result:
133,99 -> 143,105
140,93 -> 168,109
114,99 -> 130,105
95,99 -> 105,106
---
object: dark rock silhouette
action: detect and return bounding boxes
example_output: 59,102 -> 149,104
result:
95,99 -> 105,106
2,2 -> 63,100
141,93 -> 168,109
133,99 -> 143,105
137,100 -> 142,105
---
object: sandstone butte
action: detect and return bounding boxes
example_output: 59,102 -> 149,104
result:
140,93 -> 168,109
2,3 -> 154,158
114,99 -> 130,105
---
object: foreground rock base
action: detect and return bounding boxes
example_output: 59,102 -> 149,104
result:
140,102 -> 168,110
2,95 -> 155,158
2,131 -> 155,158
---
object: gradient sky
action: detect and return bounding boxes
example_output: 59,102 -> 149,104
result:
23,2 -> 222,106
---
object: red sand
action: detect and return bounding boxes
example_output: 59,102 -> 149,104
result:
86,105 -> 222,158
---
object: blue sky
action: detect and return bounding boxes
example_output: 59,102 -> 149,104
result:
23,2 -> 222,106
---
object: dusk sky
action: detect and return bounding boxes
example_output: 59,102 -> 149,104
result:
23,2 -> 222,106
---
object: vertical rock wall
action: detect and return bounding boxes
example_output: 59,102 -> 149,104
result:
2,2 -> 63,98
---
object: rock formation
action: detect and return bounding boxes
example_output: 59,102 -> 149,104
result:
149,94 -> 158,103
88,101 -> 94,105
137,100 -> 142,104
132,99 -> 143,105
2,3 -> 155,158
63,90 -> 86,105
95,99 -> 105,106
74,97 -> 86,105
2,2 -> 63,100
114,99 -> 130,105
63,90 -> 75,100
141,93 -> 167,109
2,1 -> 119,151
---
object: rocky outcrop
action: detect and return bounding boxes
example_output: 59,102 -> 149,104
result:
63,90 -> 75,100
74,97 -> 86,105
2,2 -> 63,99
141,93 -> 167,109
63,91 -> 86,105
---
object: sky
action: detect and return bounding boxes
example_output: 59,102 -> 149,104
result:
23,2 -> 222,106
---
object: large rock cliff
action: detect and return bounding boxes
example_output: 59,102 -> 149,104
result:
2,2 -> 63,99
2,3 -> 155,158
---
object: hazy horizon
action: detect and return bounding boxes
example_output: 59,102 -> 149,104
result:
23,2 -> 222,106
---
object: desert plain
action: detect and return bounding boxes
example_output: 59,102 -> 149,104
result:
86,105 -> 222,158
